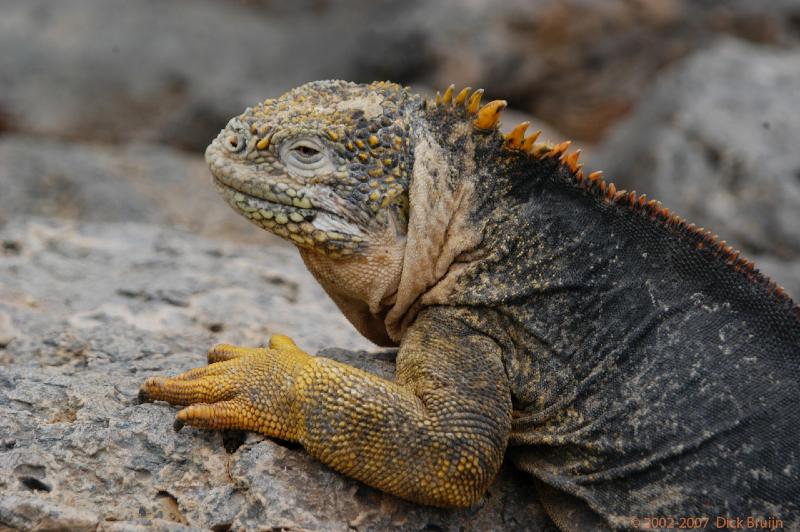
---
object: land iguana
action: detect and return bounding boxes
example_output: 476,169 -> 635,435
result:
139,81 -> 800,530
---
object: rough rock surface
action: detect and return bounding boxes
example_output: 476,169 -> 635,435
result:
0,218 -> 553,531
594,39 -> 800,300
0,135 -> 274,244
2,0 -> 798,148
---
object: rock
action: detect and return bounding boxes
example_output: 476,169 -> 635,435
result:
0,0 -> 435,152
0,311 -> 17,349
593,39 -> 800,300
427,0 -> 800,140
0,496 -> 99,531
0,218 -> 554,531
2,0 -> 798,148
0,135 -> 274,244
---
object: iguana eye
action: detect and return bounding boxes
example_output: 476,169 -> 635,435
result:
280,138 -> 331,176
291,144 -> 322,163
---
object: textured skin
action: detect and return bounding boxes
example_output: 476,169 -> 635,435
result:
140,81 -> 800,529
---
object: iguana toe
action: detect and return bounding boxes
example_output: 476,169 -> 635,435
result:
206,336 -> 302,365
139,373 -> 236,406
206,343 -> 264,364
140,335 -> 313,440
174,400 -> 247,432
266,333 -> 302,352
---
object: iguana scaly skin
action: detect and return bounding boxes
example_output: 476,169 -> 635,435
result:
139,81 -> 800,529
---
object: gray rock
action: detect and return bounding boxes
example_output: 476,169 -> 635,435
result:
0,496 -> 99,531
0,135 -> 274,244
0,0 -> 434,152
0,218 -> 553,531
593,39 -> 800,300
430,0 -> 800,140
2,0 -> 798,148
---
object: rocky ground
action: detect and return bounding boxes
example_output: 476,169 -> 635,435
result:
1,1 -> 799,530
0,136 -> 270,244
0,219 -> 552,531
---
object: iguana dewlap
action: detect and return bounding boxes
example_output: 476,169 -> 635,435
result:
139,81 -> 800,530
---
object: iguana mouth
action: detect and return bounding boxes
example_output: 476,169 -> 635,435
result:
207,144 -> 366,252
206,142 -> 315,208
212,175 -> 317,226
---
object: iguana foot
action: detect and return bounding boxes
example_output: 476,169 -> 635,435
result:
138,334 -> 312,440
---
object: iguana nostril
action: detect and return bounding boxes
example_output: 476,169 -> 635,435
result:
224,134 -> 245,153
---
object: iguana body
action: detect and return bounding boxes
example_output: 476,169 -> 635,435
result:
139,81 -> 800,530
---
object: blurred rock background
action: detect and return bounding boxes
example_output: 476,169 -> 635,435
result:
1,0 -> 799,529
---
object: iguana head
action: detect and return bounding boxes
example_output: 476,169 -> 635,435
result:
205,80 -> 417,258
206,80 -> 515,345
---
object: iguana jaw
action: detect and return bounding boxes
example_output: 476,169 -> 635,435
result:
206,137 -> 369,256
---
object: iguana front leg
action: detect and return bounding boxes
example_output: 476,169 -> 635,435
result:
139,307 -> 512,507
